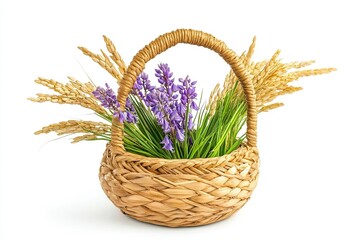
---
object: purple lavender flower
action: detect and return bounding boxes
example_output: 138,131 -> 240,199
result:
175,127 -> 185,142
92,64 -> 199,151
133,73 -> 155,106
93,83 -> 137,123
131,64 -> 199,151
177,76 -> 198,133
155,63 -> 178,104
154,64 -> 185,142
178,76 -> 198,110
160,135 -> 174,151
188,115 -> 194,130
92,83 -> 120,112
93,64 -> 199,153
155,63 -> 173,85
125,98 -> 137,123
113,111 -> 126,123
147,90 -> 174,135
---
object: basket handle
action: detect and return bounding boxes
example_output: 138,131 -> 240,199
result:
111,29 -> 257,153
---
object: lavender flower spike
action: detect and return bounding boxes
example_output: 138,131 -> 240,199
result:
132,64 -> 199,151
155,63 -> 178,100
92,83 -> 120,112
133,73 -> 155,106
178,76 -> 198,110
93,83 -> 137,123
177,76 -> 199,134
154,63 -> 186,141
161,135 -> 174,151
125,98 -> 137,123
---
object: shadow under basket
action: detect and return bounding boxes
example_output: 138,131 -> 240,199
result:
98,29 -> 260,227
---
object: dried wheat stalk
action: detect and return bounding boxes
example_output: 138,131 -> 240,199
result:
78,47 -> 122,83
72,134 -> 97,143
78,36 -> 127,85
35,120 -> 111,143
103,35 -> 127,77
30,36 -> 130,143
208,37 -> 336,114
28,77 -> 108,115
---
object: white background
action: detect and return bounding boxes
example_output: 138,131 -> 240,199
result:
1,0 -> 360,239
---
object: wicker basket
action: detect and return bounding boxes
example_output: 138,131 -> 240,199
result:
99,29 -> 259,227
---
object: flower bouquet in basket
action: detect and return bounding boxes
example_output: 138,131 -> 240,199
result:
29,29 -> 335,227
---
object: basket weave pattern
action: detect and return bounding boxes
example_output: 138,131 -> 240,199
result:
100,145 -> 259,227
99,29 -> 260,227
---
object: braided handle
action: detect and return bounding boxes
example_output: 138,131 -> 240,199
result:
111,29 -> 257,153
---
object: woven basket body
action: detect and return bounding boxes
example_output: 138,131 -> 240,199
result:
99,29 -> 260,227
100,144 -> 259,227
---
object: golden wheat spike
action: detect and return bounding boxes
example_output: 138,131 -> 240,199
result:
245,36 -> 256,65
67,77 -> 95,94
260,103 -> 285,112
72,134 -> 97,143
253,50 -> 281,88
33,77 -> 69,95
207,36 -> 336,114
28,77 -> 108,115
103,35 -> 127,77
285,60 -> 316,69
78,46 -> 122,83
206,83 -> 220,115
35,120 -> 111,136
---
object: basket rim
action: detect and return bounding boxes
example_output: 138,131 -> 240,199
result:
107,142 -> 258,166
